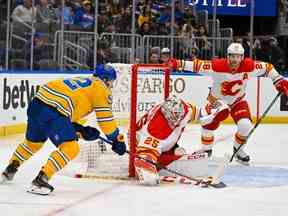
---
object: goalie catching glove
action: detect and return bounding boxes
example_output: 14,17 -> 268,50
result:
72,122 -> 100,141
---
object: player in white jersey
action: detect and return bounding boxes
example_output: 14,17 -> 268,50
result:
134,95 -> 229,185
169,43 -> 288,165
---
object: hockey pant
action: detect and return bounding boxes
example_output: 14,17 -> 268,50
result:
201,100 -> 253,149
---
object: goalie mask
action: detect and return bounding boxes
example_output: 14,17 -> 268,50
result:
161,95 -> 186,128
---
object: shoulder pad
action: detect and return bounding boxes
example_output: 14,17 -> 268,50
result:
238,58 -> 255,72
211,58 -> 230,72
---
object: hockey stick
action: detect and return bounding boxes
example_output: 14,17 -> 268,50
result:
98,136 -> 226,188
230,92 -> 282,163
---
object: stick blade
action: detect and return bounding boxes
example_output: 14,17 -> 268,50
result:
209,181 -> 227,188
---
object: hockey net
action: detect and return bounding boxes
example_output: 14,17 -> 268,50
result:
62,64 -> 170,179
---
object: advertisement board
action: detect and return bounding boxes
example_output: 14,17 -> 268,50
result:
0,64 -> 287,130
187,0 -> 277,16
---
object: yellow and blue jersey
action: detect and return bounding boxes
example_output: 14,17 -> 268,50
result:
35,76 -> 118,139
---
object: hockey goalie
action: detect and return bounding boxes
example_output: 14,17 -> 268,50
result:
134,95 -> 229,186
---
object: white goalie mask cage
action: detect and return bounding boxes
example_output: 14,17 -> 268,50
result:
160,95 -> 186,127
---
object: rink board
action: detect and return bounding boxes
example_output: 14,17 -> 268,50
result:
0,64 -> 288,136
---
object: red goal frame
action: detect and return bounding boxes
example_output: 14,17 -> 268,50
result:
129,64 -> 171,177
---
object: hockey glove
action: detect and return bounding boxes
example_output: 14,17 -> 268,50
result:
274,78 -> 288,96
111,134 -> 126,155
72,123 -> 100,141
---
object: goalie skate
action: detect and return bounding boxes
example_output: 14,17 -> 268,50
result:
27,171 -> 54,195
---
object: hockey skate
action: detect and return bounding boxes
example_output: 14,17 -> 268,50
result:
1,160 -> 20,184
234,147 -> 250,166
27,171 -> 54,195
204,149 -> 212,157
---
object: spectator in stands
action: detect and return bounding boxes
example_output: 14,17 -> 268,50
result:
183,6 -> 196,27
98,14 -> 111,33
87,38 -> 118,68
189,47 -> 199,61
253,38 -> 261,48
137,21 -> 154,36
36,0 -> 57,24
23,32 -> 49,68
116,6 -> 132,33
160,47 -> 171,64
255,37 -> 285,74
235,35 -> 251,57
180,23 -> 195,38
198,38 -> 212,59
197,24 -> 209,37
157,2 -> 183,25
103,4 -> 115,25
11,0 -> 37,23
196,24 -> 212,59
179,23 -> 197,54
74,0 -> 95,30
174,1 -> 184,24
138,5 -> 151,28
55,0 -> 74,25
268,37 -> 286,73
157,5 -> 171,25
148,48 -> 160,64
155,21 -> 170,35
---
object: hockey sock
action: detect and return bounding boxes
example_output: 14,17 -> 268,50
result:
201,135 -> 214,150
233,132 -> 250,160
234,132 -> 247,146
41,141 -> 80,179
10,139 -> 44,166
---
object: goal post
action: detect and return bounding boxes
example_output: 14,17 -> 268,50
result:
129,64 -> 170,177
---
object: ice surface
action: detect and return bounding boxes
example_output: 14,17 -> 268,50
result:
0,124 -> 287,216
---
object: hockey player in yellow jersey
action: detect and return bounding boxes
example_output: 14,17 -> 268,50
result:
0,64 -> 126,195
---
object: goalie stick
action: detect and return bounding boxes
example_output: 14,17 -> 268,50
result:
98,136 -> 227,188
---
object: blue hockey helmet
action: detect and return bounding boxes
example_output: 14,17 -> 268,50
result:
93,64 -> 117,82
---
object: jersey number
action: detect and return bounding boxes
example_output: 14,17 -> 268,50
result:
63,78 -> 92,90
144,137 -> 160,148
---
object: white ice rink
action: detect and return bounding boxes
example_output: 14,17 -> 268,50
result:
0,124 -> 288,216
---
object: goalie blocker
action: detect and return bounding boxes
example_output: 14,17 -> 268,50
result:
134,95 -> 229,186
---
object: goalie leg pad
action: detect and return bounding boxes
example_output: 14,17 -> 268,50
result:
159,152 -> 209,178
41,141 -> 80,179
134,157 -> 160,186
